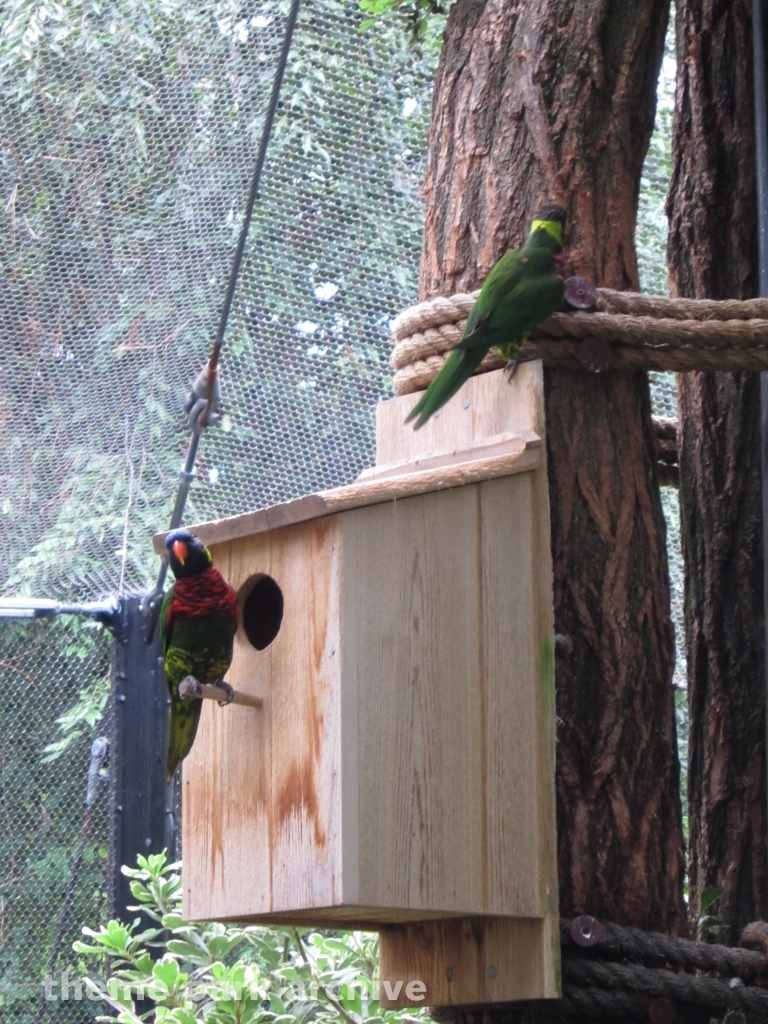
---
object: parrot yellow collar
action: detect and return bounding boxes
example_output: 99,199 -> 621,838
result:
530,219 -> 564,245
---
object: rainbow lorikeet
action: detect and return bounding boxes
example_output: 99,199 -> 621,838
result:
405,204 -> 567,429
161,529 -> 238,781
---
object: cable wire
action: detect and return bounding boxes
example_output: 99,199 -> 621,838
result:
142,0 -> 302,633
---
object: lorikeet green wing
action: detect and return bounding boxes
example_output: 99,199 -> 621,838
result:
458,250 -> 524,347
405,205 -> 567,429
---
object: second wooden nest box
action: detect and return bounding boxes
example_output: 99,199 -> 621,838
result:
158,363 -> 559,1005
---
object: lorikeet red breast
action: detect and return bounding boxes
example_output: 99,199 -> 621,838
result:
161,529 -> 238,781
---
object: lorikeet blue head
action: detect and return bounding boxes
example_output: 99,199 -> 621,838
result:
165,529 -> 212,579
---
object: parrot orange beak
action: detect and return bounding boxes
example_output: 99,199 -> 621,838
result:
172,539 -> 188,565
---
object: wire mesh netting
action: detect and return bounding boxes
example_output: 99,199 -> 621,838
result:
1,1 -> 437,1017
1,1 -> 682,1020
637,23 -> 688,812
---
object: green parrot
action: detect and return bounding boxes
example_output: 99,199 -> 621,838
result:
405,204 -> 567,429
160,529 -> 239,781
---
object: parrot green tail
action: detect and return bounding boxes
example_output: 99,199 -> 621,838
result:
405,347 -> 486,430
404,203 -> 566,431
166,694 -> 203,782
161,607 -> 237,782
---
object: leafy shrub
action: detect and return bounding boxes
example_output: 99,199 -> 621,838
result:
75,852 -> 427,1024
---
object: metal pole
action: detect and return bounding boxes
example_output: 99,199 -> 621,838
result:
110,596 -> 167,920
753,0 -> 768,856
0,596 -> 118,620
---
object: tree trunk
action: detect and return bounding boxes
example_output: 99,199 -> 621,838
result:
667,0 -> 767,944
420,0 -> 687,936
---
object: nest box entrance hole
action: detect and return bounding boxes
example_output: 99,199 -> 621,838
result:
238,573 -> 284,650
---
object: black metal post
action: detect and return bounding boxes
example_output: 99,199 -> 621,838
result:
109,595 -> 169,921
755,0 -> 768,855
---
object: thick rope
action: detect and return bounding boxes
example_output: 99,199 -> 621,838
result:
595,289 -> 768,320
560,985 -> 649,1020
428,917 -> 768,1023
391,288 -> 768,394
391,289 -> 768,341
562,955 -> 768,1016
561,917 -> 768,981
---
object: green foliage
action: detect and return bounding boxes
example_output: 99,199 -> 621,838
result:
2,0 -> 437,600
42,671 -> 111,761
0,616 -> 111,1023
1,2 -> 436,1016
75,852 -> 427,1024
697,886 -> 726,937
357,0 -> 448,46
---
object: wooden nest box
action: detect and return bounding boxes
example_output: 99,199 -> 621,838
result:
157,363 -> 559,1006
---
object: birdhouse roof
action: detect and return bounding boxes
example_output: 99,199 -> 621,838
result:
152,429 -> 540,553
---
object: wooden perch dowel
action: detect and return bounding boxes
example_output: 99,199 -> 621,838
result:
179,675 -> 263,709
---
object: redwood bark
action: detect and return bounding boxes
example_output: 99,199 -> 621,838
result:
421,0 -> 687,935
667,0 -> 767,943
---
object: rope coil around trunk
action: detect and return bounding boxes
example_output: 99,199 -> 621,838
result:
559,918 -> 768,1021
429,917 -> 768,1023
390,288 -> 768,395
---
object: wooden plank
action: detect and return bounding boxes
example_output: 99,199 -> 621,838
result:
340,475 -> 548,919
341,488 -> 486,915
378,917 -> 555,1006
374,360 -> 560,1002
182,519 -> 344,921
494,362 -> 559,972
182,540 -> 273,921
472,362 -> 543,438
479,473 -> 541,915
375,363 -> 542,465
156,495 -> 329,555
210,907 -> 467,928
379,378 -> 477,461
153,439 -> 540,553
263,517 -> 343,914
358,430 -> 539,482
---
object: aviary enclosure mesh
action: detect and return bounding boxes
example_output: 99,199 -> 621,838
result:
0,2 -> 680,1019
